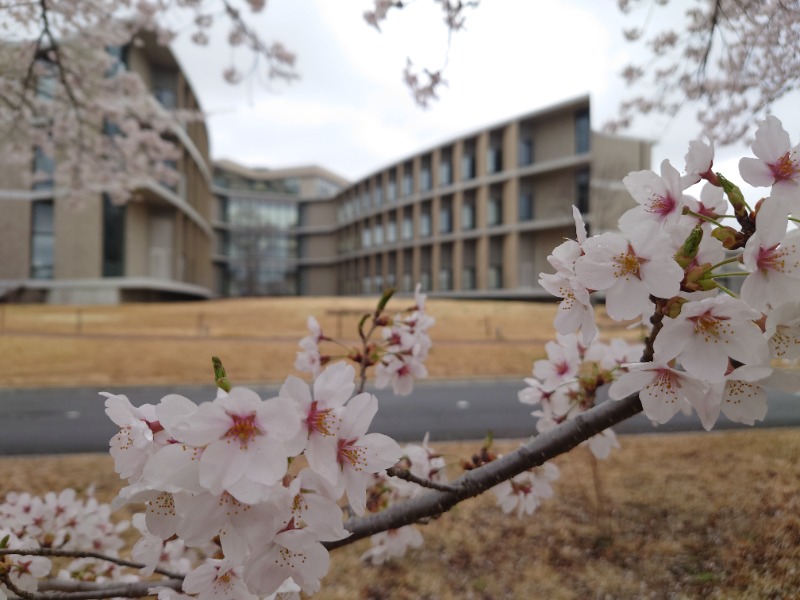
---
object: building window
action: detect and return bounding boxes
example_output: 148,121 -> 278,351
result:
519,192 -> 534,221
519,138 -> 534,165
402,212 -> 414,240
488,265 -> 503,289
362,276 -> 372,294
575,108 -> 590,154
487,147 -> 503,173
488,195 -> 503,226
420,205 -> 432,237
387,217 -> 397,242
373,221 -> 384,245
361,227 -> 372,248
576,169 -> 590,214
374,181 -> 384,206
462,267 -> 475,290
420,270 -> 431,292
151,67 -> 177,109
402,167 -> 413,196
402,272 -> 413,292
103,194 -> 126,277
421,157 -> 432,191
439,150 -> 453,186
440,203 -> 452,234
216,230 -> 230,256
439,267 -> 452,291
461,199 -> 475,230
387,173 -> 397,202
461,153 -> 476,180
30,200 -> 54,279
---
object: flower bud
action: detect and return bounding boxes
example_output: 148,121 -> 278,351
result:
663,297 -> 687,318
211,355 -> 231,392
683,263 -> 717,292
711,225 -> 740,249
674,225 -> 703,268
717,173 -> 748,219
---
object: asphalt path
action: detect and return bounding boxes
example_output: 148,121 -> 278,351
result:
0,380 -> 797,455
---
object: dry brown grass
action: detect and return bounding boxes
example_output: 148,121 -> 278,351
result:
2,430 -> 798,599
0,298 -> 641,387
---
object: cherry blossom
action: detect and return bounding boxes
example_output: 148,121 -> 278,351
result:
166,387 -> 300,503
361,526 -> 424,565
533,339 -> 581,392
682,140 -> 717,188
764,301 -> 800,361
620,159 -> 690,229
739,115 -> 800,211
740,210 -> 800,312
575,222 -> 683,320
492,462 -> 559,518
294,317 -> 327,377
279,361 -> 355,460
318,393 -> 402,515
244,529 -> 329,597
609,361 -> 709,425
700,365 -> 772,430
653,295 -> 768,382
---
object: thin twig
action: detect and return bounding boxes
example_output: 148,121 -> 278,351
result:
0,548 -> 185,580
386,466 -> 459,493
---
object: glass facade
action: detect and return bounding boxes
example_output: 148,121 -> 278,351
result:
215,190 -> 301,296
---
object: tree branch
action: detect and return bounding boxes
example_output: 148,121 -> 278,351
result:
326,390 -> 643,549
6,577 -> 182,600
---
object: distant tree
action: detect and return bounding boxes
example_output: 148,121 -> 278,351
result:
604,0 -> 800,143
0,0 -> 296,205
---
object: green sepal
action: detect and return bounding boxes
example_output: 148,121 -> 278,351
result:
212,356 -> 232,393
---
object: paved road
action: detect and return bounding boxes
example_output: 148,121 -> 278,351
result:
0,380 -> 797,455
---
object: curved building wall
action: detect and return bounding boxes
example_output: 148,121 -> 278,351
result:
0,33 -> 215,304
306,96 -> 651,298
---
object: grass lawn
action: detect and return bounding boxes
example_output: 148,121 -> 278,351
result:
0,297 -> 641,387
2,430 -> 798,599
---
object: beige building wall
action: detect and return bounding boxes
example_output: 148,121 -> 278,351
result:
0,200 -> 32,279
317,96 -> 650,298
53,197 -> 102,279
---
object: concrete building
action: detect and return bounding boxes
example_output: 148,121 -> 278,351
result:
1,83 -> 648,303
212,161 -> 347,296
0,32 -> 214,304
298,96 -> 650,298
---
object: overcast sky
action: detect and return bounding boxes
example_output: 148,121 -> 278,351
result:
172,0 -> 792,188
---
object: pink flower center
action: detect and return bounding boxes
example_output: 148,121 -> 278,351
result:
647,192 -> 676,217
511,480 -> 532,495
756,243 -> 796,273
337,438 -> 366,470
769,151 -> 799,181
688,311 -> 730,341
613,245 -> 645,279
224,413 -> 263,449
306,401 -> 337,437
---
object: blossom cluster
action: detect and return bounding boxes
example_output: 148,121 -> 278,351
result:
541,115 -> 800,430
0,489 -> 129,597
519,333 -> 643,459
295,285 -> 435,396
103,361 -> 402,598
360,434 -> 447,564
